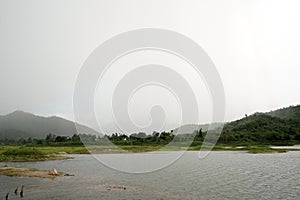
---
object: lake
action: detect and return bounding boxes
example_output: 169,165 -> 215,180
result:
1,151 -> 300,200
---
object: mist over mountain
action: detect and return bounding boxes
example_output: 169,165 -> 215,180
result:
173,105 -> 300,140
0,111 -> 99,139
172,123 -> 223,134
1,104 -> 300,141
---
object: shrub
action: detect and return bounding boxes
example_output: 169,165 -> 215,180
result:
3,147 -> 45,157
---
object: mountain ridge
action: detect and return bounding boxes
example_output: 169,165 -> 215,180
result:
218,105 -> 300,143
0,111 -> 100,139
173,104 -> 300,143
1,104 -> 300,141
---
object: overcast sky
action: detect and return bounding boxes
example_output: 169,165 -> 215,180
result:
1,0 -> 300,132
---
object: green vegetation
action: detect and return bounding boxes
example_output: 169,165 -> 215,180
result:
0,144 -> 298,161
0,146 -> 69,162
4,109 -> 300,148
186,144 -> 297,153
219,114 -> 300,145
266,105 -> 300,122
1,105 -> 300,158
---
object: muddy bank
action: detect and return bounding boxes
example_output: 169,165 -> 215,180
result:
0,166 -> 64,178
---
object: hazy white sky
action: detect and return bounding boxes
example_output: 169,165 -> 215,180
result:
0,0 -> 300,132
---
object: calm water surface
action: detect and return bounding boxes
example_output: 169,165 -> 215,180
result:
1,151 -> 300,200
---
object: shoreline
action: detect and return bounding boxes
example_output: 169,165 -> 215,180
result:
0,155 -> 71,162
0,166 -> 64,178
1,145 -> 300,162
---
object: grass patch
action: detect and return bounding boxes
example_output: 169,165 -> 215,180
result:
0,146 -> 69,162
1,144 -> 299,161
35,146 -> 89,154
244,146 -> 289,154
116,145 -> 162,152
3,146 -> 46,156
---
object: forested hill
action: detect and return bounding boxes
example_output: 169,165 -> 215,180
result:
265,105 -> 300,122
219,105 -> 300,144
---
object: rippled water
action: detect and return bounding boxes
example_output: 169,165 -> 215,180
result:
1,151 -> 300,200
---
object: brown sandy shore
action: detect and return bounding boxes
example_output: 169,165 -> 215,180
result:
0,166 -> 64,178
0,155 -> 71,162
0,155 -> 73,162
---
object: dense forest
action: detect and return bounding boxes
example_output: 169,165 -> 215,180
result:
219,114 -> 300,144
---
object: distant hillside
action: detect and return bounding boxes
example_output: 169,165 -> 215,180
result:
172,123 -> 223,134
0,111 -> 99,139
265,105 -> 300,122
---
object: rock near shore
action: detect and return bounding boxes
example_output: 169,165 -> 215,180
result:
48,168 -> 58,176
